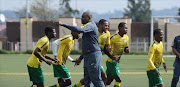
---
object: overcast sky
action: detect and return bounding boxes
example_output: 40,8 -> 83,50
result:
0,0 -> 180,14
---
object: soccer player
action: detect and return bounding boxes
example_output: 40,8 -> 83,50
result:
50,31 -> 80,87
171,35 -> 180,87
105,22 -> 130,87
27,26 -> 57,87
146,29 -> 167,87
54,11 -> 105,87
73,19 -> 112,87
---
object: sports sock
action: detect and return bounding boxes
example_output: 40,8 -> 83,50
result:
114,81 -> 121,87
73,81 -> 83,87
32,85 -> 37,87
49,83 -> 60,87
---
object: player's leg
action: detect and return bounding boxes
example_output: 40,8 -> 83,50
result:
27,65 -> 45,87
63,79 -> 72,86
100,64 -> 107,86
73,78 -> 84,87
114,75 -> 121,87
106,75 -> 114,85
51,64 -> 72,87
147,67 -> 163,87
101,70 -> 107,86
171,61 -> 180,87
85,51 -> 105,87
157,83 -> 164,87
106,61 -> 114,85
36,83 -> 45,87
106,61 -> 120,86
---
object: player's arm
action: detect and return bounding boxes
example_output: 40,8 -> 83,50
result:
124,37 -> 130,53
45,55 -> 57,61
172,37 -> 180,58
105,32 -> 112,52
67,56 -> 74,62
103,45 -> 113,59
52,39 -> 60,63
162,58 -> 167,72
172,48 -> 180,58
147,47 -> 160,76
34,47 -> 52,65
54,21 -> 93,33
103,45 -> 119,61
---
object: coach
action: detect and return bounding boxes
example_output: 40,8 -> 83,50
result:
54,11 -> 105,87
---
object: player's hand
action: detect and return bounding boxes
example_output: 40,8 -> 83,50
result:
73,57 -> 82,66
112,56 -> 120,61
54,56 -> 60,63
53,21 -> 64,26
44,59 -> 52,65
125,48 -> 130,53
163,63 -> 167,72
154,68 -> 160,77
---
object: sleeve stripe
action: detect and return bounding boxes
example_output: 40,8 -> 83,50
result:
41,40 -> 48,48
61,36 -> 72,41
152,41 -> 155,47
110,34 -> 117,39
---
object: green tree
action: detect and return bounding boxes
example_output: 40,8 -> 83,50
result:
30,0 -> 59,21
14,6 -> 27,18
124,0 -> 151,22
177,8 -> 180,22
59,0 -> 79,17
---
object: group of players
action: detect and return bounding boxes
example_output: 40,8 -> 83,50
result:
26,11 -> 180,87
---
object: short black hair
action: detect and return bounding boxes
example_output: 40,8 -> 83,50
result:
118,22 -> 126,29
99,19 -> 107,25
45,26 -> 55,35
153,29 -> 162,36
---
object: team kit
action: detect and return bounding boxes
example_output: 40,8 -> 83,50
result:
26,12 -> 180,87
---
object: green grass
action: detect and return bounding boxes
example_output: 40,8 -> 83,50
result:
0,54 -> 179,87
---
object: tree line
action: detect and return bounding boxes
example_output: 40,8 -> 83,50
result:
15,0 -> 180,22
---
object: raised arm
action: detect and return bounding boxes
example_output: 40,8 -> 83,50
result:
54,21 -> 94,33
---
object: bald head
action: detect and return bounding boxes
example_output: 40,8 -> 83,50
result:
81,11 -> 92,24
83,11 -> 92,19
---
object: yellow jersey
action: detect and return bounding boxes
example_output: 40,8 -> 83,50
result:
98,31 -> 111,50
146,40 -> 165,71
53,35 -> 74,65
27,36 -> 49,68
106,33 -> 129,62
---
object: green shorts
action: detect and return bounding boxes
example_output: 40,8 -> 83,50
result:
27,65 -> 44,83
106,61 -> 120,76
147,67 -> 163,87
100,64 -> 104,72
53,64 -> 71,79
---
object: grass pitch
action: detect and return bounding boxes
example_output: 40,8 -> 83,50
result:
0,54 -> 179,87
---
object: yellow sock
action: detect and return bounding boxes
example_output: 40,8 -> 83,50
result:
75,81 -> 83,87
33,85 -> 37,87
56,83 -> 60,87
114,81 -> 121,87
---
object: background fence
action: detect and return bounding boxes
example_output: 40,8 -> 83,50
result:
1,41 -> 172,52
